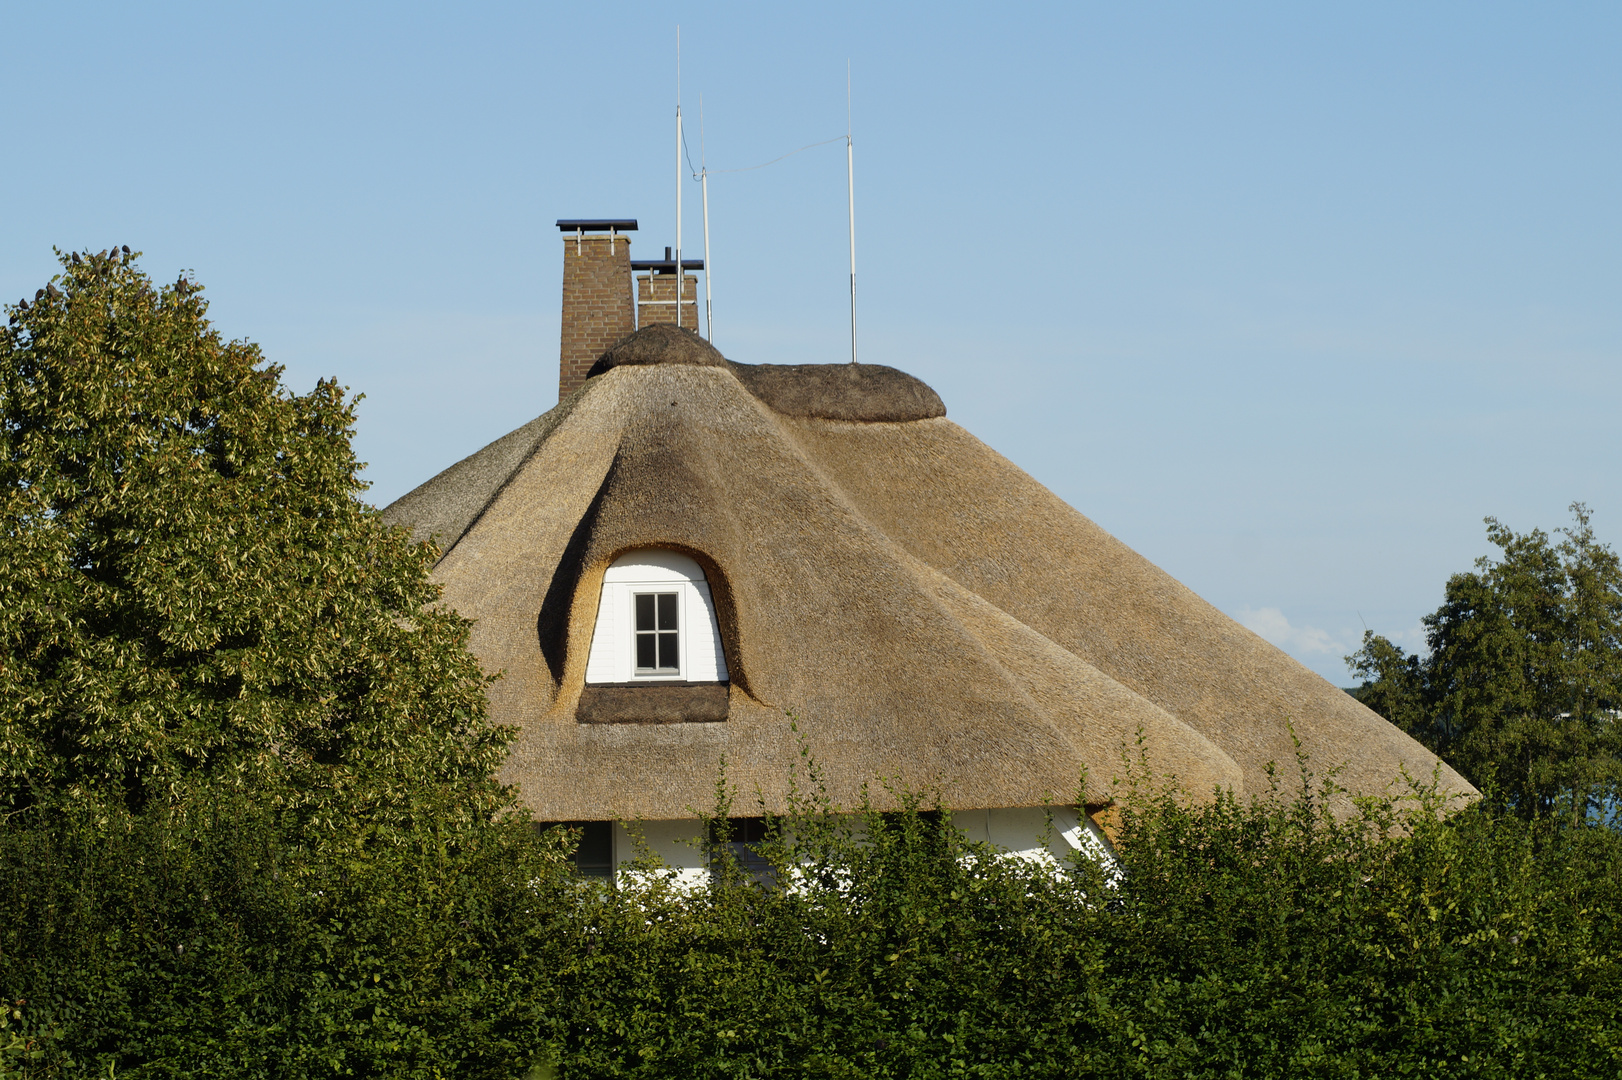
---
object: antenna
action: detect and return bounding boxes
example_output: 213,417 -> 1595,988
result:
700,94 -> 713,342
846,60 -> 857,366
675,26 -> 683,332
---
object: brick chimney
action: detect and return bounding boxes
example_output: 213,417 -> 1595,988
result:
633,249 -> 702,333
557,219 -> 637,402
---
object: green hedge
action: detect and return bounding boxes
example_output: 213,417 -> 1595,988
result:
2,775 -> 1619,1079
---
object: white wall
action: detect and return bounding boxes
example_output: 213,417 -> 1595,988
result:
599,807 -> 1113,886
950,805 -> 1114,869
611,819 -> 709,890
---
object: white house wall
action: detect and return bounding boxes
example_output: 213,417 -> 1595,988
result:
611,819 -> 709,889
602,807 -> 1112,885
951,805 -> 1115,869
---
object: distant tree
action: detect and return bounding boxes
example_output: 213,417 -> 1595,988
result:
1349,505 -> 1622,822
0,250 -> 505,829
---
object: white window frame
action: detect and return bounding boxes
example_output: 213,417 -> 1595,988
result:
630,589 -> 683,677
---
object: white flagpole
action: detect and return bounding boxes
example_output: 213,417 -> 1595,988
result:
847,60 -> 857,365
676,29 -> 685,331
700,95 -> 713,342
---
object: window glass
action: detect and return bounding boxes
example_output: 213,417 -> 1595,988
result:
709,817 -> 774,881
635,590 -> 679,673
537,821 -> 613,879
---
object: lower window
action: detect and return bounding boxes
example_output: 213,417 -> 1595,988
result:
709,817 -> 773,879
538,821 -> 613,879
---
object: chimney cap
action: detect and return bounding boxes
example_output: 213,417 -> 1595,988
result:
631,259 -> 704,272
556,219 -> 639,232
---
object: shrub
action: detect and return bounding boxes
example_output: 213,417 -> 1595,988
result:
1,760 -> 1619,1078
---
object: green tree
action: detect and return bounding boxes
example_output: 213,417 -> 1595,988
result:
0,249 -> 506,829
1350,504 -> 1622,821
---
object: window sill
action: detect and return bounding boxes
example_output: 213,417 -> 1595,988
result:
577,682 -> 730,724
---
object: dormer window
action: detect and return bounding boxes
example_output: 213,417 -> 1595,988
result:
634,592 -> 680,673
585,549 -> 729,686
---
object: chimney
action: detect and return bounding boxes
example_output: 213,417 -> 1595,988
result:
633,249 -> 703,334
557,219 -> 637,402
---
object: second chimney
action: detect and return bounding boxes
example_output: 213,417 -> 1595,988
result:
633,247 -> 702,334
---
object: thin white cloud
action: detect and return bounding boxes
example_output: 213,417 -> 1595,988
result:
1238,607 -> 1346,656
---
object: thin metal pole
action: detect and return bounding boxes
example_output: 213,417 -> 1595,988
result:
675,27 -> 683,330
700,95 -> 713,342
701,172 -> 713,340
847,60 -> 857,365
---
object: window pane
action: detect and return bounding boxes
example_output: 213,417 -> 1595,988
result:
657,592 -> 678,630
636,633 -> 657,670
635,593 -> 655,632
537,821 -> 614,880
658,631 -> 679,670
573,821 -> 613,878
715,817 -> 767,843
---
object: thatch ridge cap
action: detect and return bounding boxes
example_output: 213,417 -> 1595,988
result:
727,359 -> 946,422
583,323 -> 947,423
587,324 -> 726,374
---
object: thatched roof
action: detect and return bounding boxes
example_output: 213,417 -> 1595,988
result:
383,325 -> 1474,820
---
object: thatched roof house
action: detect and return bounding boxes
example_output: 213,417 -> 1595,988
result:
382,221 -> 1472,871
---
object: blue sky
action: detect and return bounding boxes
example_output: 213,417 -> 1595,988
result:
4,2 -> 1619,684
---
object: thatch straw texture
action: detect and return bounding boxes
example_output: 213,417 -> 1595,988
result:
383,327 -> 1474,820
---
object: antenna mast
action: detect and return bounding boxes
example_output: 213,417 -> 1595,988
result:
700,95 -> 713,342
846,60 -> 858,365
675,27 -> 683,331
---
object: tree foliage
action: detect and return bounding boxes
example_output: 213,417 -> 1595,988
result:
0,250 -> 505,827
1349,505 -> 1622,821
